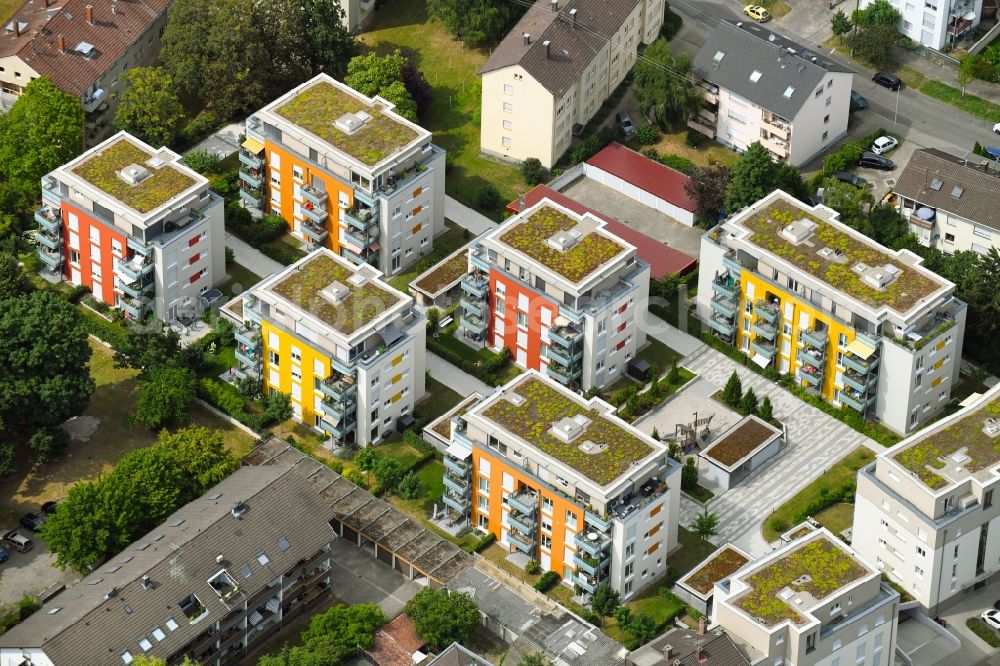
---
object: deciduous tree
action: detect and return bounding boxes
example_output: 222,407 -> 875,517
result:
405,588 -> 480,650
632,38 -> 700,130
132,366 -> 197,429
114,67 -> 186,147
114,322 -> 183,377
690,508 -> 720,539
0,253 -> 31,300
685,165 -> 731,224
427,0 -> 527,47
591,583 -> 621,617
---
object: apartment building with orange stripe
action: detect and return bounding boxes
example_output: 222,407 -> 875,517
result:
441,371 -> 680,599
461,199 -> 650,392
220,248 -> 425,447
239,74 -> 445,278
36,131 -> 225,322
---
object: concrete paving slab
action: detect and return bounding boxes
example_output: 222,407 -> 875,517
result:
328,538 -> 422,617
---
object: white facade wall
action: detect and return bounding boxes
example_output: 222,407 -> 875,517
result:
906,206 -> 1000,255
582,164 -> 695,225
608,476 -> 679,599
376,151 -> 444,276
580,266 -> 650,390
354,325 -> 425,444
863,0 -> 984,50
786,72 -> 853,167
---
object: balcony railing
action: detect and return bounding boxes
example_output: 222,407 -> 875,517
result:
443,456 -> 469,476
840,390 -> 870,413
117,256 -> 154,281
443,472 -> 469,494
460,274 -> 489,299
801,328 -> 829,349
755,301 -> 780,323
234,325 -> 260,348
686,115 -> 716,139
707,314 -> 735,337
301,219 -> 329,243
460,296 -> 485,318
460,313 -> 487,334
35,206 -> 61,233
302,202 -> 328,224
550,324 -> 582,347
573,551 -> 610,576
235,345 -> 259,367
574,572 -> 598,593
321,415 -> 357,438
547,361 -> 582,384
710,294 -> 737,319
751,339 -> 775,359
343,227 -> 378,249
341,246 -> 378,267
35,230 -> 61,250
507,530 -> 535,554
711,274 -> 739,299
797,366 -> 822,387
301,185 -> 328,207
799,345 -> 824,367
344,206 -> 379,230
238,170 -> 262,189
239,149 -> 263,169
752,320 -> 777,340
36,245 -> 63,268
508,490 -> 537,515
240,189 -> 264,208
318,375 -> 357,401
843,353 -> 877,375
842,369 -> 872,393
574,530 -> 612,556
508,511 -> 536,535
319,395 -> 357,420
547,344 -> 582,367
722,250 -> 744,274
442,493 -> 469,513
117,277 -> 154,299
585,510 -> 612,532
121,296 -> 152,319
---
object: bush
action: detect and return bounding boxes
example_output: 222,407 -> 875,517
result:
525,560 -> 541,575
635,124 -> 658,145
659,153 -> 695,175
467,532 -> 496,553
426,335 -> 511,387
28,427 -> 70,461
477,185 -> 503,212
225,246 -> 235,265
182,150 -> 223,174
661,8 -> 683,40
396,472 -> 422,499
176,109 -> 220,150
259,214 -> 288,243
769,516 -> 789,534
520,158 -> 548,185
967,617 -> 1000,647
77,307 -> 127,349
534,571 -> 561,592
685,130 -> 702,147
197,378 -> 247,416
259,243 -> 302,266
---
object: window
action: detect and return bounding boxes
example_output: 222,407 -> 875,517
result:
165,618 -> 179,631
822,131 -> 829,141
542,496 -> 553,513
855,643 -> 865,664
917,546 -> 926,557
826,96 -> 832,107
566,510 -> 578,529
502,137 -> 511,147
824,114 -> 830,124
625,543 -> 635,558
257,551 -> 270,566
504,84 -> 513,94
914,565 -> 924,578
503,119 -> 512,130
122,652 -> 134,664
541,534 -> 552,549
517,312 -> 527,328
138,637 -> 153,652
503,102 -> 513,112
479,477 -> 489,492
945,233 -> 955,243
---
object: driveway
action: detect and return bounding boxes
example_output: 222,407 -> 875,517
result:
327,537 -> 423,617
0,538 -> 77,605
185,122 -> 244,159
445,196 -> 496,236
637,328 -> 879,556
939,585 -> 1000,666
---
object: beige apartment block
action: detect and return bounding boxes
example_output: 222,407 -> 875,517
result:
713,529 -> 899,666
478,0 -> 664,168
853,384 -> 1000,614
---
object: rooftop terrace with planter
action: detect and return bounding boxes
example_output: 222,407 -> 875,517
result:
69,136 -> 200,214
412,247 -> 470,297
729,533 -> 869,627
678,545 -> 751,597
273,78 -> 422,167
720,192 -> 949,316
267,251 -> 404,335
496,204 -> 629,284
890,388 -> 1000,490
477,374 -> 660,486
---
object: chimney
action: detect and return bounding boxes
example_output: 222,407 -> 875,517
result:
699,616 -> 707,635
543,40 -> 551,59
661,644 -> 674,659
523,32 -> 531,45
695,644 -> 705,662
85,4 -> 94,24
570,7 -> 578,28
12,20 -> 20,37
57,34 -> 65,54
551,0 -> 558,10
141,575 -> 152,590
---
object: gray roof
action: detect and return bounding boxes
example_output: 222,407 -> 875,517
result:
692,21 -> 854,120
426,643 -> 493,666
628,627 -> 751,666
478,0 -> 652,98
0,465 -> 335,665
893,148 -> 1000,231
448,567 -> 628,666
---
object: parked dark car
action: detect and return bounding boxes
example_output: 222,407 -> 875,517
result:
858,152 -> 895,171
0,547 -> 9,564
850,90 -> 868,109
19,512 -> 44,532
872,72 -> 902,91
41,501 -> 58,516
831,171 -> 869,188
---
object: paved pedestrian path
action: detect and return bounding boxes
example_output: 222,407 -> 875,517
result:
668,342 -> 878,556
445,196 -> 497,236
185,122 -> 244,159
225,232 -> 283,279
426,350 -> 495,397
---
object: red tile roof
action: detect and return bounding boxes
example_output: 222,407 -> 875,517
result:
1,0 -> 171,98
506,185 -> 697,278
585,142 -> 698,212
364,614 -> 425,666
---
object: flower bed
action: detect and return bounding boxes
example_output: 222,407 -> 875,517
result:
272,254 -> 400,334
499,206 -> 624,282
483,377 -> 654,485
72,139 -> 196,213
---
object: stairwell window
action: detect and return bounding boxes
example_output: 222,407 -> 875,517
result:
503,102 -> 513,112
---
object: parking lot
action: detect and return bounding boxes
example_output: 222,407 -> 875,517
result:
0,537 -> 76,605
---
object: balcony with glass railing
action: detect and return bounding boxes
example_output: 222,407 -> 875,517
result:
443,455 -> 469,476
301,185 -> 328,207
319,394 -> 357,420
240,187 -> 264,209
840,389 -> 873,413
301,218 -> 329,243
796,364 -> 822,387
752,319 -> 777,341
235,344 -> 259,367
344,205 -> 379,230
121,296 -> 152,319
239,149 -> 263,169
321,414 -> 357,439
801,327 -> 829,349
550,324 -> 583,348
574,530 -> 612,557
302,201 -> 328,224
508,490 -> 538,515
459,295 -> 485,318
460,311 -> 487,334
508,509 -> 536,535
751,338 -> 775,360
574,572 -> 599,593
318,374 -> 357,401
708,313 -> 736,337
442,491 -> 469,513
35,229 -> 61,250
547,344 -> 582,367
461,273 -> 489,299
117,254 -> 154,282
343,226 -> 378,250
234,324 -> 261,348
547,361 -> 582,385
711,273 -> 739,299
117,277 -> 154,299
572,551 -> 610,576
755,300 -> 780,323
443,471 -> 469,494
36,245 -> 63,269
799,343 -> 824,368
507,530 -> 535,554
844,352 -> 878,375
842,369 -> 874,393
35,206 -> 62,233
238,169 -> 262,189
710,293 -> 738,319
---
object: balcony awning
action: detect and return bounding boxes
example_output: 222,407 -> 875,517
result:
846,338 -> 876,359
248,610 -> 263,626
241,137 -> 265,154
266,596 -> 280,613
445,441 -> 472,461
751,353 -> 770,368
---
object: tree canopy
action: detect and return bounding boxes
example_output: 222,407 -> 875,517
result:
848,0 -> 902,69
724,143 -> 807,211
113,322 -> 184,376
259,603 -> 386,665
114,67 -> 186,147
427,0 -> 528,47
685,165 -> 731,224
0,253 -> 32,300
632,38 -> 701,131
0,290 -> 93,435
132,365 -> 198,429
346,51 -> 421,122
43,427 -> 237,571
405,588 -> 480,650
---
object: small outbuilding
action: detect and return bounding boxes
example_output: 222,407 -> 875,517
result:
699,415 -> 783,491
673,543 -> 752,616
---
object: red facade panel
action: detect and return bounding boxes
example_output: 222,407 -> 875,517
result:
61,201 -> 127,307
489,269 -> 559,372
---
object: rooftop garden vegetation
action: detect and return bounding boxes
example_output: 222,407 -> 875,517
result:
72,140 -> 196,213
893,397 -> 1000,489
272,254 -> 400,334
741,202 -> 941,312
705,419 -> 777,467
413,250 -> 469,295
275,81 -> 419,166
500,206 -> 624,283
684,547 -> 750,595
483,377 -> 654,485
734,538 -> 867,625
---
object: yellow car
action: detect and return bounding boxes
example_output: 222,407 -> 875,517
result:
743,4 -> 771,21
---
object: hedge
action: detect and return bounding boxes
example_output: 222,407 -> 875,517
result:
467,532 -> 496,554
790,482 -> 855,525
967,617 -> 1000,647
426,336 -> 511,387
78,307 -> 127,349
534,571 -> 561,592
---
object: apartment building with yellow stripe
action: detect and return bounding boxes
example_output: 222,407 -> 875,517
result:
221,248 -> 425,446
440,371 -> 680,600
238,74 -> 446,278
697,190 -> 966,435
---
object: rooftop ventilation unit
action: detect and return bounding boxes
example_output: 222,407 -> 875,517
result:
334,112 -> 366,134
779,218 -> 817,244
547,230 -> 579,252
117,163 -> 152,186
551,415 -> 590,442
141,575 -> 152,590
321,280 -> 351,303
231,502 -> 248,519
348,273 -> 367,286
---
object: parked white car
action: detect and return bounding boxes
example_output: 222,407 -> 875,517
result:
871,136 -> 899,155
981,609 -> 1000,630
994,122 -> 1000,135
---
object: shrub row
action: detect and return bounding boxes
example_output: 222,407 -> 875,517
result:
790,482 -> 855,526
196,378 -> 290,433
534,571 -> 561,592
78,307 -> 128,349
819,127 -> 892,176
426,337 -> 511,387
466,532 -> 496,554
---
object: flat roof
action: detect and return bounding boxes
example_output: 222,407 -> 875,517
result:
495,200 -> 631,284
890,383 -> 1000,490
729,532 -> 869,627
701,416 -> 781,469
412,245 -> 471,296
271,76 -> 423,167
678,544 -> 751,597
262,250 -> 405,336
428,393 -> 484,442
723,191 -> 948,316
474,373 -> 661,487
67,133 -> 202,215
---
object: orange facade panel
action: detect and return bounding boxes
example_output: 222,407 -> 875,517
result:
489,269 -> 560,372
62,201 -> 128,307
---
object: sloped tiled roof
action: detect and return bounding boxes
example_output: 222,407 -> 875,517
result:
628,627 -> 751,666
1,0 -> 172,97
506,185 -> 697,278
586,143 -> 697,212
478,0 -> 649,98
893,148 -> 1000,231
692,21 -> 854,120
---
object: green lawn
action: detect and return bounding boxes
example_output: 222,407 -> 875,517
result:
376,439 -> 425,471
414,376 -> 464,427
638,338 -> 682,372
762,448 -> 876,541
812,502 -> 854,536
669,526 -> 719,578
920,81 -> 1000,124
388,220 -> 468,292
358,1 -> 528,215
217,261 -> 263,298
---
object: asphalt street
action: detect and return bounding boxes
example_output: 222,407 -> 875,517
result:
668,0 -> 998,160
